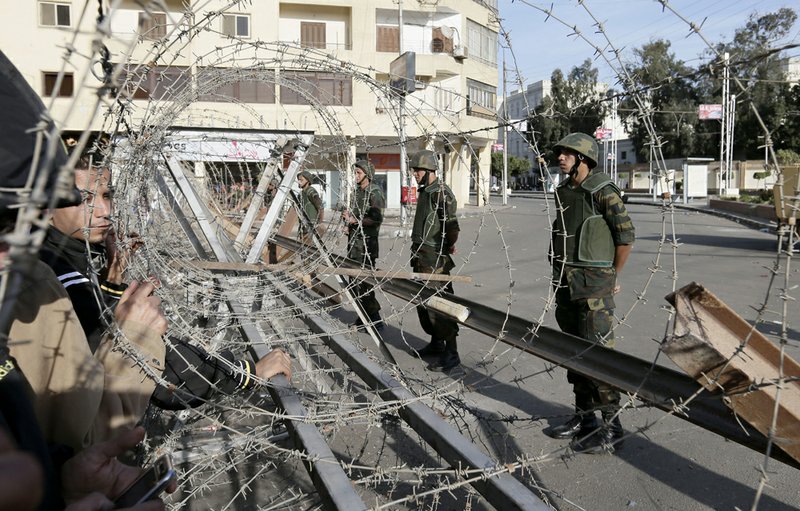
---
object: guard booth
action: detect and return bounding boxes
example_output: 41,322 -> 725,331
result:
774,165 -> 800,243
681,157 -> 712,203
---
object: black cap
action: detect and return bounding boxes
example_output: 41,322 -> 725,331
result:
0,51 -> 81,211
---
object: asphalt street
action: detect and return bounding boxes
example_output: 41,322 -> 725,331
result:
365,196 -> 800,511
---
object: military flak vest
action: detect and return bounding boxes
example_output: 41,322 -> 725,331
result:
552,172 -> 618,268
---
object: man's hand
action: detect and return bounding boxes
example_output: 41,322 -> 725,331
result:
61,427 -> 177,504
254,349 -> 292,381
0,430 -> 43,511
104,229 -> 142,285
114,280 -> 168,337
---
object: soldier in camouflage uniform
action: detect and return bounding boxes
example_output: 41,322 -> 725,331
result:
343,160 -> 385,330
408,150 -> 461,372
544,132 -> 635,453
297,170 -> 323,242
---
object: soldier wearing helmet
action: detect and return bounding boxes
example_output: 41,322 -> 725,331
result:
343,159 -> 385,330
544,132 -> 635,453
297,170 -> 324,240
408,150 -> 461,373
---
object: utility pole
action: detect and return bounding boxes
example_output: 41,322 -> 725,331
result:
719,52 -> 737,196
398,0 -> 408,227
501,53 -> 508,205
611,96 -> 618,185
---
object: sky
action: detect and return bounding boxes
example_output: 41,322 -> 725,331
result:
496,0 -> 800,90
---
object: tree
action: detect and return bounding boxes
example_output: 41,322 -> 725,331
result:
490,151 -> 531,178
527,59 -> 607,160
620,39 -> 701,160
708,8 -> 798,159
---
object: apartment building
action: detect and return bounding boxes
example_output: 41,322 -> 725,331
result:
5,0 -> 500,209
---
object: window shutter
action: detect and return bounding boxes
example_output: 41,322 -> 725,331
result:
222,15 -> 235,36
376,26 -> 399,52
301,22 -> 326,49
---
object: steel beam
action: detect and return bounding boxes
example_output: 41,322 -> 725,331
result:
159,155 -> 368,510
246,135 -> 313,263
271,277 -> 550,510
272,235 -> 800,470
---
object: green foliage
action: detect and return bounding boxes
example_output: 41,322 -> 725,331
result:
490,151 -> 531,178
776,149 -> 800,165
621,8 -> 798,163
527,59 -> 607,161
620,39 -> 700,160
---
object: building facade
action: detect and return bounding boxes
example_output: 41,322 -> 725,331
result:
5,0 -> 500,210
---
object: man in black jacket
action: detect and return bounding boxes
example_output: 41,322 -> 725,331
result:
42,153 -> 291,409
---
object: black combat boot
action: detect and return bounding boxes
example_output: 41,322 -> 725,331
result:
368,312 -> 384,331
571,416 -> 612,454
414,340 -> 446,358
602,413 -> 624,449
544,415 -> 583,439
429,351 -> 461,372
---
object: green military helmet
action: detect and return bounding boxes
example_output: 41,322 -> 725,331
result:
553,133 -> 599,169
409,150 -> 438,171
298,170 -> 314,183
353,159 -> 375,180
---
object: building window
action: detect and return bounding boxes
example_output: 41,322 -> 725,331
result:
39,2 -> 71,27
621,151 -> 627,161
43,72 -> 73,97
466,19 -> 497,66
300,22 -> 326,49
198,68 -> 275,103
121,65 -> 191,100
376,25 -> 399,52
467,78 -> 496,113
281,71 -> 352,106
222,14 -> 250,38
431,27 -> 454,54
138,12 -> 167,40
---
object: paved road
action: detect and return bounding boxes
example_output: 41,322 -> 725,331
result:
370,196 -> 799,510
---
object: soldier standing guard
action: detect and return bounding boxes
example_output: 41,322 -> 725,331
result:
408,150 -> 461,373
297,170 -> 323,242
343,160 -> 385,330
543,132 -> 635,453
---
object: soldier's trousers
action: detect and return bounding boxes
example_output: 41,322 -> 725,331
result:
554,284 -> 621,417
414,264 -> 459,353
348,235 -> 381,316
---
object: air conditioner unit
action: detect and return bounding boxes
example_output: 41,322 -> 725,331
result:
452,45 -> 468,60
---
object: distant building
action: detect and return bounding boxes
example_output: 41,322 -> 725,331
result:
782,56 -> 800,86
498,79 -> 637,189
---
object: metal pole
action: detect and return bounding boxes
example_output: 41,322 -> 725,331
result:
398,0 -> 409,227
720,52 -> 729,195
728,94 -> 736,192
502,54 -> 508,205
612,97 -> 618,184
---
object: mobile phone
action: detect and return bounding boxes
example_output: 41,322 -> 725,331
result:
113,455 -> 176,509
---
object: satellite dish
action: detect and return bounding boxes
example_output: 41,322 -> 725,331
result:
439,26 -> 455,39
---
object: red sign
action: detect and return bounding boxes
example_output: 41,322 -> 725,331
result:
698,104 -> 723,120
368,153 -> 401,170
594,127 -> 613,140
491,143 -> 504,152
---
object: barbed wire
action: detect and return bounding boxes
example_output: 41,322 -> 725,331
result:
1,0 -> 798,509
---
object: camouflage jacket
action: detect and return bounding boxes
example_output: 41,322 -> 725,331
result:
349,182 -> 385,238
411,178 -> 459,269
300,185 -> 322,226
